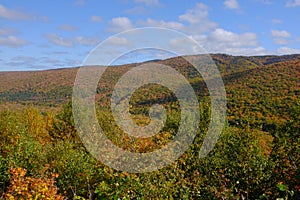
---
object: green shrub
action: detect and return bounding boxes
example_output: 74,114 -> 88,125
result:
0,102 -> 299,199
42,141 -> 98,198
48,101 -> 78,141
0,155 -> 10,195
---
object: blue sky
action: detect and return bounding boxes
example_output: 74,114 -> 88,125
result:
0,0 -> 299,71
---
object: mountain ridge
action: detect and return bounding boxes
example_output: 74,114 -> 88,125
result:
0,53 -> 299,129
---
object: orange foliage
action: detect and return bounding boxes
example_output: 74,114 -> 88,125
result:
3,167 -> 65,200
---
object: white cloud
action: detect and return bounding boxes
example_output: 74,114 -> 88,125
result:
224,0 -> 240,9
208,28 -> 258,47
75,36 -> 100,46
44,33 -> 74,47
0,4 -> 31,20
0,4 -> 48,22
40,57 -> 81,67
49,51 -> 69,55
168,36 -> 206,55
125,6 -> 147,15
286,0 -> 300,7
6,56 -> 39,69
271,19 -> 282,24
11,56 -> 37,63
179,3 -> 208,24
167,28 -> 264,56
179,3 -> 217,33
139,3 -> 216,33
58,24 -> 78,32
108,17 -> 134,32
271,30 -> 291,45
254,0 -> 273,4
273,38 -> 289,45
40,16 -> 49,22
44,33 -> 100,47
0,35 -> 29,48
139,18 -> 185,30
4,55 -> 82,70
191,28 -> 266,55
133,0 -> 160,6
137,3 -> 265,55
271,30 -> 291,38
91,15 -> 102,22
75,0 -> 85,6
107,36 -> 130,46
0,27 -> 19,35
277,47 -> 300,54
215,47 -> 267,56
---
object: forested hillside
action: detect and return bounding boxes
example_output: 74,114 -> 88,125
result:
0,54 -> 299,199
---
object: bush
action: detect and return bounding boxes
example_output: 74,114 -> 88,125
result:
0,155 -> 10,195
0,102 -> 299,199
270,104 -> 300,199
48,102 -> 78,141
42,141 -> 98,198
195,127 -> 274,199
2,167 -> 65,200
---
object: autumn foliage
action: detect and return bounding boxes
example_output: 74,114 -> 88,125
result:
0,54 -> 299,199
3,167 -> 64,200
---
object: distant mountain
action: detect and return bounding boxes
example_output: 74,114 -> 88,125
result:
0,54 -> 299,129
0,68 -> 78,106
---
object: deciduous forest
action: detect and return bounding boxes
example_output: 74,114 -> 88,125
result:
0,54 -> 299,199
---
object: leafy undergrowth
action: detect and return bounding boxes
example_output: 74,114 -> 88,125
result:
3,167 -> 64,200
0,102 -> 299,199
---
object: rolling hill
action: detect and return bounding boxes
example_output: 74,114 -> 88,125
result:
0,54 -> 299,199
0,54 -> 299,129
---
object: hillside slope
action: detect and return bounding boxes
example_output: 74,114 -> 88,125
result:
0,54 -> 299,128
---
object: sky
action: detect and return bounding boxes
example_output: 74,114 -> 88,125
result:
0,0 -> 299,71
